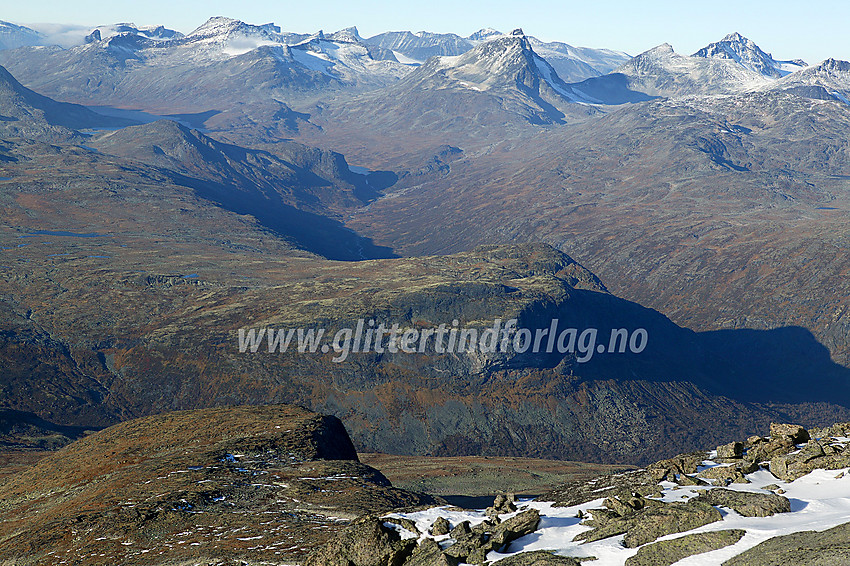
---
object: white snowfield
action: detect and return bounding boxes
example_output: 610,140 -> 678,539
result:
386,440 -> 850,566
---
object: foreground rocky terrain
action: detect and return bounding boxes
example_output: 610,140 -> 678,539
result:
311,421 -> 850,566
5,406 -> 850,566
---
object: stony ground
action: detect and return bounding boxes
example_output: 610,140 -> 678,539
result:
310,421 -> 850,566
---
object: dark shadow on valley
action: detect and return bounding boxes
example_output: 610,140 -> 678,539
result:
534,288 -> 850,408
170,172 -> 397,261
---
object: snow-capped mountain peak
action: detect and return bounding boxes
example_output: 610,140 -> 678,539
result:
186,17 -> 280,42
414,33 -> 590,105
693,32 -> 807,78
467,28 -> 503,42
328,27 -> 362,43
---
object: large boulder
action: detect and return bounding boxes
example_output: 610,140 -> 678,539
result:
694,488 -> 790,517
491,508 -> 541,549
575,498 -> 722,548
724,521 -> 850,565
626,529 -> 746,566
306,516 -> 417,566
403,538 -> 458,566
769,440 -> 850,481
494,551 -> 583,566
716,441 -> 744,460
770,423 -> 810,444
624,500 -> 723,548
697,464 -> 749,484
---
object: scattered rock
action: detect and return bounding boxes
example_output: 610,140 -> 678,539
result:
486,493 -> 518,520
430,516 -> 451,536
716,441 -> 743,460
450,520 -> 472,538
626,529 -> 746,566
604,494 -> 647,516
444,531 -> 490,563
697,464 -> 749,484
694,488 -> 790,517
404,538 -> 458,566
491,508 -> 541,549
769,439 -> 850,481
386,517 -> 420,536
770,423 -> 810,444
676,473 -> 709,486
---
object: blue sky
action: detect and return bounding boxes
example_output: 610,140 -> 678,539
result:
6,0 -> 849,63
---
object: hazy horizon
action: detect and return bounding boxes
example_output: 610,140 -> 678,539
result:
4,0 -> 849,65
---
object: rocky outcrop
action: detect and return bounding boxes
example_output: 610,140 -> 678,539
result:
305,516 -> 417,566
575,496 -> 722,548
768,438 -> 850,481
311,496 -> 543,566
694,488 -> 790,517
496,551 -> 583,566
626,529 -> 746,566
723,521 -> 850,566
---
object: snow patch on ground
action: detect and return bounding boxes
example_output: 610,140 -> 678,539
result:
390,438 -> 850,566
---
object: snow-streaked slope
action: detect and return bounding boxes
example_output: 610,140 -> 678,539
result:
0,20 -> 42,51
389,438 -> 850,566
569,42 -> 775,104
767,58 -> 850,104
529,37 -> 630,79
693,32 -> 807,78
364,30 -> 473,61
467,28 -> 503,42
367,28 -> 630,81
409,33 -> 588,104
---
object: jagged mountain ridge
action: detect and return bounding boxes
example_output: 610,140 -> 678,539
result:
333,32 -> 601,133
0,17 -> 409,111
768,58 -> 850,103
565,34 -> 821,105
364,27 -> 630,81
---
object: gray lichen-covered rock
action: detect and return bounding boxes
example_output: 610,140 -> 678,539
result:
623,500 -> 723,548
626,529 -> 746,566
723,521 -> 850,566
576,498 -> 722,548
403,538 -> 459,566
769,439 -> 850,481
770,423 -> 810,444
697,464 -> 749,484
694,488 -> 790,517
494,550 -> 584,566
430,516 -> 451,536
716,441 -> 743,460
306,516 -> 417,566
492,508 -> 541,549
